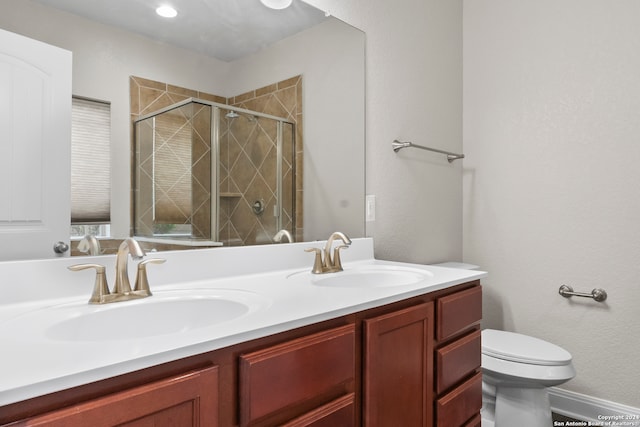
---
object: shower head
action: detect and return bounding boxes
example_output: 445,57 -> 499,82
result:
226,110 -> 258,123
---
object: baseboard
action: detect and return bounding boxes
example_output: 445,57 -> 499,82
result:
550,387 -> 640,425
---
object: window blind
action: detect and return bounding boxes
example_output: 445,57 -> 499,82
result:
71,97 -> 111,224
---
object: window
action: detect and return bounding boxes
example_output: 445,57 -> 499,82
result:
70,96 -> 111,237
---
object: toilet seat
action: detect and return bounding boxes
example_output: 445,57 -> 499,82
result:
482,329 -> 571,366
482,353 -> 576,386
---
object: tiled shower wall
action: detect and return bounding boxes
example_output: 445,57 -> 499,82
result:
226,76 -> 303,245
130,75 -> 302,247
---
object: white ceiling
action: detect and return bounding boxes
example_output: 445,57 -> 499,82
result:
32,0 -> 328,62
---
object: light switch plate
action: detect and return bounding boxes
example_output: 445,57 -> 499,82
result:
365,195 -> 376,222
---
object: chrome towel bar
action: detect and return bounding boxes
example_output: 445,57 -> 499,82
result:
559,285 -> 608,302
392,139 -> 465,163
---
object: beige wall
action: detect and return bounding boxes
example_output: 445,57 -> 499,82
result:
464,0 -> 640,407
307,0 -> 464,263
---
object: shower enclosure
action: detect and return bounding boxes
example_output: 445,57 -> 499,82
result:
133,98 -> 296,246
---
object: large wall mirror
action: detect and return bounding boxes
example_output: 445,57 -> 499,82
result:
0,0 -> 365,258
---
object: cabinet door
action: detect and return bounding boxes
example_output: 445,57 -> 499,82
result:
13,366 -> 218,427
363,302 -> 434,427
0,28 -> 72,260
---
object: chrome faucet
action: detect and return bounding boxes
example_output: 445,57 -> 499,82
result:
77,234 -> 101,256
273,229 -> 294,243
69,237 -> 165,304
305,232 -> 352,274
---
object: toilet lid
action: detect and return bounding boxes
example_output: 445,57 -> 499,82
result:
481,329 -> 572,366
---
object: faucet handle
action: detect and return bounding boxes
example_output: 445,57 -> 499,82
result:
134,258 -> 166,295
332,245 -> 349,272
68,263 -> 110,304
305,248 -> 325,274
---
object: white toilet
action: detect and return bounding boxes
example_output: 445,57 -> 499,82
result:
481,329 -> 576,427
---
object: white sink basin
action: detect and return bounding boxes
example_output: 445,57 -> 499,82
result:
2,289 -> 270,342
291,265 -> 433,288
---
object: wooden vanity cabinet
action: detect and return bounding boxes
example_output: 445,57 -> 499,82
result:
434,286 -> 483,427
8,366 -> 219,427
1,281 -> 482,427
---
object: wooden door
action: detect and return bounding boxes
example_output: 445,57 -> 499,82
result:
363,302 -> 435,427
0,28 -> 72,260
12,366 -> 219,426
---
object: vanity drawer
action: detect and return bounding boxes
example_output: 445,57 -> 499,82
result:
239,324 -> 355,426
436,372 -> 482,427
463,414 -> 482,427
281,393 -> 355,427
437,285 -> 482,341
436,329 -> 481,394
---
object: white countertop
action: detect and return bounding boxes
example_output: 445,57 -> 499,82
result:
0,238 -> 486,406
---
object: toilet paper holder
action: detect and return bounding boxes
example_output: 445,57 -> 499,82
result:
558,285 -> 607,302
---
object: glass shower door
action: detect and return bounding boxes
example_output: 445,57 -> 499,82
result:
133,101 -> 213,242
133,99 -> 296,247
217,108 -> 295,246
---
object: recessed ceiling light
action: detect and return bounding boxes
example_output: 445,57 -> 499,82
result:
156,5 -> 178,18
260,0 -> 293,10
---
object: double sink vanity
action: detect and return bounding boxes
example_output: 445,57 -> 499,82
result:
0,237 -> 486,426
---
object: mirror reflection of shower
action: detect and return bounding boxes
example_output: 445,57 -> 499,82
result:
133,98 -> 297,246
